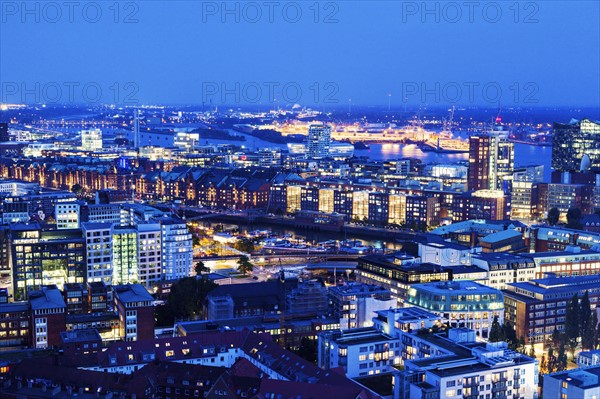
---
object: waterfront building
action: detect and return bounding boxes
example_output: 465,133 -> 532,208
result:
306,124 -> 332,159
552,118 -> 600,172
468,132 -> 514,192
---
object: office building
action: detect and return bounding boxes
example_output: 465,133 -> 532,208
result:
553,118 -> 600,172
471,252 -> 536,290
452,190 -> 511,222
329,283 -> 396,329
137,222 -> 162,286
406,281 -> 504,338
504,274 -> 600,345
306,124 -> 331,159
10,223 -> 86,300
159,217 -> 193,281
80,128 -> 103,151
318,327 -> 399,378
468,132 -> 514,192
81,222 -> 113,285
357,253 -> 451,301
113,284 -> 154,342
29,286 -> 67,349
112,227 -> 139,285
55,201 -> 81,229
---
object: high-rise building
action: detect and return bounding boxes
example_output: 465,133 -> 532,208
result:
81,222 -> 113,285
10,223 -> 85,300
553,118 -> 600,172
80,129 -> 103,151
112,227 -> 139,285
159,217 -> 193,281
468,130 -> 514,192
137,223 -> 162,286
306,124 -> 331,159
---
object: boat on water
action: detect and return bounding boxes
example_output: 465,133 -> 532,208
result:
418,138 -> 469,154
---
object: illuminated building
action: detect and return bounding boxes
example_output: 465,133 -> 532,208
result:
318,188 -> 335,213
285,185 -> 301,213
318,327 -> 397,378
113,284 -> 154,342
401,340 -> 538,399
352,191 -> 369,221
81,222 -> 113,285
112,227 -> 139,285
504,274 -> 600,345
452,190 -> 511,222
55,201 -> 81,229
552,118 -> 600,172
80,129 -> 103,151
406,281 -> 504,338
328,283 -> 396,330
10,223 -> 85,300
356,253 -> 451,301
468,133 -> 514,192
159,217 -> 193,281
511,181 -> 540,219
544,366 -> 600,399
137,223 -> 162,286
306,124 -> 331,159
387,193 -> 407,225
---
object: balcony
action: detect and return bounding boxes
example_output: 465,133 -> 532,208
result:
492,382 -> 507,393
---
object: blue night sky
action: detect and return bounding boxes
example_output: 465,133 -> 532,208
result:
1,1 -> 599,107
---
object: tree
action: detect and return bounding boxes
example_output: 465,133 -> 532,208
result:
234,238 -> 255,253
237,255 -> 254,275
547,207 -> 560,225
566,207 -> 583,230
580,291 -> 592,337
503,321 -> 518,349
551,329 -> 563,348
195,260 -> 210,276
546,347 -> 556,373
489,315 -> 504,342
557,343 -> 568,371
528,345 -> 536,359
582,310 -> 598,350
71,184 -> 83,195
565,293 -> 580,341
168,277 -> 217,320
292,337 -> 318,364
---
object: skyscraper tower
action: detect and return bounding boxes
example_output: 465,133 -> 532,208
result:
467,125 -> 514,192
306,124 -> 331,159
553,118 -> 600,172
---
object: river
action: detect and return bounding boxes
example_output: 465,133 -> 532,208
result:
199,130 -> 553,182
